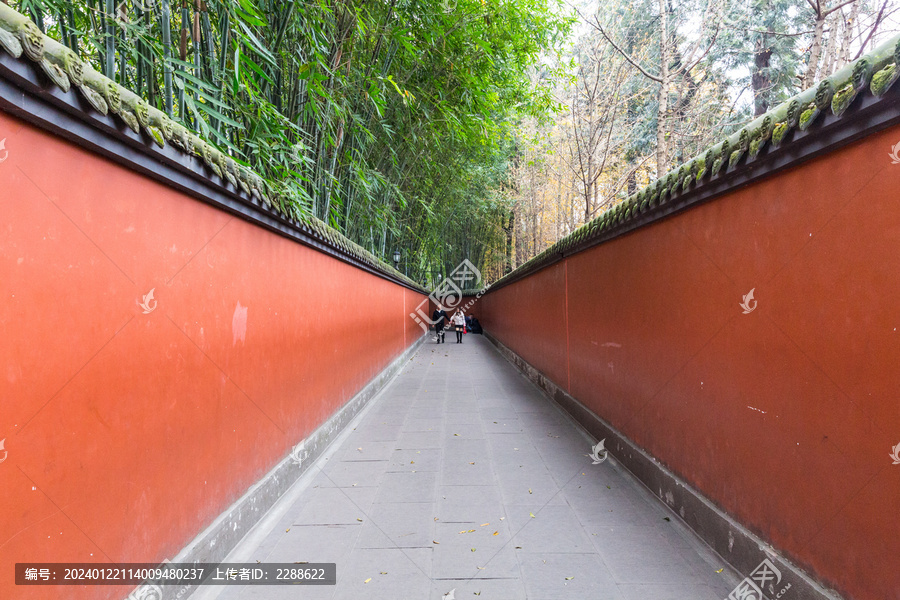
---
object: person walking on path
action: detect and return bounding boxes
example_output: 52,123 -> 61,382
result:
432,305 -> 449,343
451,309 -> 466,344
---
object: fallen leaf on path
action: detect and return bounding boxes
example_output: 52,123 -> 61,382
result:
492,531 -> 499,536
364,578 -> 371,583
529,512 -> 535,518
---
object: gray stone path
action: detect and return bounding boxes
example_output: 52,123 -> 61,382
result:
206,335 -> 739,600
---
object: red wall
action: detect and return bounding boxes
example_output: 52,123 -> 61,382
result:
0,110 -> 425,599
479,123 -> 900,600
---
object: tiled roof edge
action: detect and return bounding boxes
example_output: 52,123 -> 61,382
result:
482,34 -> 900,293
0,3 -> 426,293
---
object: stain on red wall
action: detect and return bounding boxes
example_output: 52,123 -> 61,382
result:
0,110 -> 426,600
479,124 -> 900,600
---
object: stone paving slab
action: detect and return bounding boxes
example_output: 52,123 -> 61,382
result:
202,334 -> 741,600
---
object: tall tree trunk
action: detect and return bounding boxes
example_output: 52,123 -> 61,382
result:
505,210 -> 515,274
837,1 -> 859,68
819,11 -> 840,80
803,9 -> 827,88
752,31 -> 773,116
584,155 -> 593,222
656,0 -> 670,175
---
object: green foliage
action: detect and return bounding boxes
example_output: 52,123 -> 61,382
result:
13,0 -> 571,281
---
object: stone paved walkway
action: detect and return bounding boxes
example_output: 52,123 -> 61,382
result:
201,334 -> 739,600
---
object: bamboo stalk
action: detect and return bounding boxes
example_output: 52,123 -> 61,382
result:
178,3 -> 189,121
160,0 -> 174,115
65,6 -> 78,52
136,5 -> 144,94
104,0 -> 115,79
29,3 -> 44,32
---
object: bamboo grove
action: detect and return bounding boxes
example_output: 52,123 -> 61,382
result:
9,0 -> 571,284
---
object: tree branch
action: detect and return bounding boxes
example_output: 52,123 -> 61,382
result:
853,0 -> 889,60
822,0 -> 859,18
575,6 -> 663,83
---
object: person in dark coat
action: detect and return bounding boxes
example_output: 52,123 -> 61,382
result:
468,316 -> 482,334
432,305 -> 449,343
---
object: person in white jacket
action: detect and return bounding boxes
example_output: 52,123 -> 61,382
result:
451,309 -> 466,344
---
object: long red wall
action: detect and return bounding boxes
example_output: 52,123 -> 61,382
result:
0,110 -> 426,599
478,122 -> 900,600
